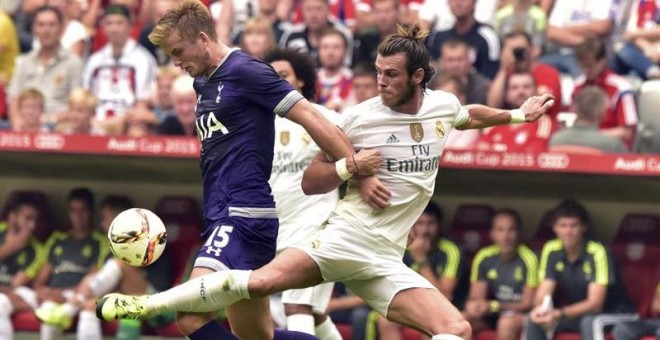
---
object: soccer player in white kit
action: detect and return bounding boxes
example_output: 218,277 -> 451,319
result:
98,23 -> 554,339
265,48 -> 343,339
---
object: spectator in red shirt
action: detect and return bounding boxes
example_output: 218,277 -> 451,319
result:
573,38 -> 638,147
316,28 -> 353,112
477,71 -> 554,153
487,31 -> 562,120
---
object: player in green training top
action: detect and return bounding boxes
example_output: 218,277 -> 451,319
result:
464,208 -> 538,339
526,200 -> 635,340
0,194 -> 43,340
33,188 -> 109,339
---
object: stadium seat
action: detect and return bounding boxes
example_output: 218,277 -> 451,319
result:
530,210 -> 556,251
634,80 -> 660,153
612,213 -> 660,244
548,145 -> 605,154
12,311 -> 41,332
449,204 -> 495,257
611,213 -> 660,317
1,190 -> 55,242
154,195 -> 203,283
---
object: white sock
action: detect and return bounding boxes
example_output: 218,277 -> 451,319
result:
286,313 -> 315,334
40,323 -> 62,340
431,335 -> 464,340
77,310 -> 102,340
61,302 -> 79,318
89,259 -> 122,296
148,269 -> 251,314
315,317 -> 343,340
0,294 -> 14,340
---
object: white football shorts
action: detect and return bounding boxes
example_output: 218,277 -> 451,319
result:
292,215 -> 436,316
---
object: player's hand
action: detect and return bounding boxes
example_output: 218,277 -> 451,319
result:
2,226 -> 33,256
358,176 -> 391,210
350,149 -> 381,176
520,93 -> 555,122
409,235 -> 431,261
465,300 -> 488,319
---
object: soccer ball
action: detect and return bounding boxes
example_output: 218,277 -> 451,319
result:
108,208 -> 167,267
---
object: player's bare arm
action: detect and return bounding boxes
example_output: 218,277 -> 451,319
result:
302,149 -> 382,195
285,99 -> 355,161
456,94 -> 555,130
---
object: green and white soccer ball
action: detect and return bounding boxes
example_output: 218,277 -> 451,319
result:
108,208 -> 167,267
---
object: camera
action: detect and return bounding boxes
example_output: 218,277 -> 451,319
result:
513,47 -> 526,61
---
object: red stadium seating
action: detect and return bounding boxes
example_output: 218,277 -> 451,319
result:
154,195 -> 203,284
448,204 -> 495,257
12,311 -> 40,332
1,190 -> 55,242
612,213 -> 660,244
531,209 -> 556,251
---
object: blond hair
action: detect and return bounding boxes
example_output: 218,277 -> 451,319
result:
17,88 -> 45,108
148,0 -> 218,47
240,17 -> 276,53
68,88 -> 97,108
156,65 -> 182,83
171,75 -> 195,96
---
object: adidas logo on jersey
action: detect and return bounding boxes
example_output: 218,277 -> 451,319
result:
386,134 -> 400,144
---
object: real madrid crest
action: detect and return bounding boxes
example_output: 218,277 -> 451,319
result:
280,131 -> 290,146
435,120 -> 445,138
410,123 -> 424,143
302,132 -> 311,145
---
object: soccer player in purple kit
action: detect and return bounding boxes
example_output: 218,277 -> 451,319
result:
99,0 -> 381,339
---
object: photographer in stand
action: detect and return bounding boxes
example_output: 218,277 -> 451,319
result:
487,31 -> 562,121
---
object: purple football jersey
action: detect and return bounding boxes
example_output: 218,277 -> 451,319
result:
193,49 -> 303,234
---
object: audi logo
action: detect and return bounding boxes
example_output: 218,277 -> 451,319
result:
537,153 -> 569,169
34,134 -> 65,150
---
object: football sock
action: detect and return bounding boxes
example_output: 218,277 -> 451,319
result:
61,302 -> 79,318
40,323 -> 62,340
315,317 -> 342,340
89,259 -> 122,296
274,329 -> 320,339
286,313 -> 315,334
77,310 -> 102,340
188,320 -> 237,340
116,319 -> 142,340
0,293 -> 14,340
431,335 -> 464,340
148,270 -> 250,314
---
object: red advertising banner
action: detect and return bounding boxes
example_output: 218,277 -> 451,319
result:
2,132 -> 660,176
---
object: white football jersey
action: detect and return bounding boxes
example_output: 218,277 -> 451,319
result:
270,103 -> 342,236
334,89 -> 468,249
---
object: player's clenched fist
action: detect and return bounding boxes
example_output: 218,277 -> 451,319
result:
351,149 -> 381,176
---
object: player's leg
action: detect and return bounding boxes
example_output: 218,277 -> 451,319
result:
495,314 -> 524,340
386,287 -> 471,339
0,288 -> 36,339
174,266 -> 227,337
378,315 -> 403,340
226,297 -> 273,339
309,282 -> 342,340
345,264 -> 470,340
97,247 -> 324,318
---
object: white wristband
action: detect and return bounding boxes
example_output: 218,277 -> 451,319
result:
335,158 -> 353,181
509,109 -> 525,124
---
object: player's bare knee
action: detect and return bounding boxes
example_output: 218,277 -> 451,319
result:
247,269 -> 284,297
313,312 -> 327,325
429,317 -> 471,338
175,311 -> 214,335
284,303 -> 312,316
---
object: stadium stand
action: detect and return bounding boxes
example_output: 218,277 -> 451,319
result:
449,204 -> 495,259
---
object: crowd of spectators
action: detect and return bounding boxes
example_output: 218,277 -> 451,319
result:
1,0 -> 660,153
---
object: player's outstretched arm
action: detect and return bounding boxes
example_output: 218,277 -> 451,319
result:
455,94 -> 555,130
285,99 -> 355,161
302,149 -> 382,195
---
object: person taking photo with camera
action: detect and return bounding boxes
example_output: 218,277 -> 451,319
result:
487,31 -> 562,120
